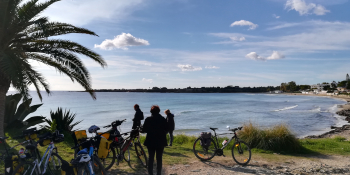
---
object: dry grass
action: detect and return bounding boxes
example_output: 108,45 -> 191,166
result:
238,122 -> 301,153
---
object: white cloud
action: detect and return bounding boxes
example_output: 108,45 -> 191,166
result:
230,20 -> 258,30
205,66 -> 220,69
285,0 -> 330,16
94,33 -> 150,50
246,52 -> 266,61
230,36 -> 246,41
177,64 -> 202,71
267,51 -> 286,60
142,78 -> 153,83
246,51 -> 285,61
40,0 -> 144,26
273,14 -> 280,19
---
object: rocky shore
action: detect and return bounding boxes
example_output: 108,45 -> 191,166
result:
305,107 -> 350,139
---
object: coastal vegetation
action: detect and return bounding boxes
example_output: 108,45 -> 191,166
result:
0,0 -> 107,136
43,108 -> 82,132
5,93 -> 45,135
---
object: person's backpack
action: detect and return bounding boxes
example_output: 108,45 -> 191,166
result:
200,132 -> 212,148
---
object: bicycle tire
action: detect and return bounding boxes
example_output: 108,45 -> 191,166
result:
124,145 -> 130,163
77,163 -> 90,175
193,137 -> 217,161
231,141 -> 251,166
100,147 -> 116,171
134,142 -> 148,168
50,152 -> 62,171
92,155 -> 108,175
12,161 -> 39,175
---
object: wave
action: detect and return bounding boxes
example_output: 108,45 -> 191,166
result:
273,105 -> 298,112
176,110 -> 197,116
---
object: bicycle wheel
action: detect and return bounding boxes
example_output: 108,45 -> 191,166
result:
123,145 -> 130,163
92,155 -> 107,175
77,163 -> 90,175
231,141 -> 251,166
12,161 -> 39,175
193,137 -> 217,161
100,147 -> 116,171
49,153 -> 62,171
134,142 -> 148,168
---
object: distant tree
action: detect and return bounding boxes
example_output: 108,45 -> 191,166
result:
338,81 -> 347,87
152,87 -> 159,90
323,85 -> 330,91
280,83 -> 287,91
322,82 -> 328,84
288,81 -> 297,92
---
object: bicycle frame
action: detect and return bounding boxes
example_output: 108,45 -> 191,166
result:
211,130 -> 238,150
27,142 -> 56,175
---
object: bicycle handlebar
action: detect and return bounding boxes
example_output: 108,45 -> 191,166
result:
103,119 -> 126,128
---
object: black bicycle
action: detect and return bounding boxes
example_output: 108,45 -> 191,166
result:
193,127 -> 251,165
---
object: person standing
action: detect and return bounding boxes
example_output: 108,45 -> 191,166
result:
132,104 -> 144,129
141,105 -> 168,175
165,109 -> 175,146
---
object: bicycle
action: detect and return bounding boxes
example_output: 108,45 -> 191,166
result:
71,134 -> 107,175
193,126 -> 251,166
114,126 -> 148,168
12,130 -> 65,175
97,119 -> 129,170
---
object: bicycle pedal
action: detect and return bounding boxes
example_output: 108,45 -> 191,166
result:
222,154 -> 226,157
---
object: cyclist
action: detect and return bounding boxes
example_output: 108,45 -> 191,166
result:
141,105 -> 168,175
132,104 -> 144,129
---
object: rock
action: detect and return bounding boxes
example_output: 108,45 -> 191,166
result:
184,165 -> 190,167
191,169 -> 201,172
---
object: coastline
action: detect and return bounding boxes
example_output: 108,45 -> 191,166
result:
284,93 -> 350,139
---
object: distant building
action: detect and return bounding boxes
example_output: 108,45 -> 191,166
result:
311,83 -> 330,91
274,90 -> 283,93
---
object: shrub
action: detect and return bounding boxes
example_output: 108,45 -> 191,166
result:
44,108 -> 82,132
238,122 -> 301,153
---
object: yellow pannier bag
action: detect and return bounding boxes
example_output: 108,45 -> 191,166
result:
12,155 -> 23,175
74,130 -> 87,142
97,137 -> 112,159
97,132 -> 110,140
39,139 -> 51,146
25,133 -> 39,141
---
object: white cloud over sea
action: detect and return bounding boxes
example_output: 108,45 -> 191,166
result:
94,33 -> 150,50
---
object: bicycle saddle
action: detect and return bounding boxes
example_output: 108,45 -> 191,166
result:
77,148 -> 88,155
25,144 -> 36,150
0,136 -> 9,141
209,127 -> 218,131
38,132 -> 52,139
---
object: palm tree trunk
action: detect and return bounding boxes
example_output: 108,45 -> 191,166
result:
0,71 -> 10,137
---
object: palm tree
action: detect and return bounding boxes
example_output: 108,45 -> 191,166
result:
0,0 -> 107,136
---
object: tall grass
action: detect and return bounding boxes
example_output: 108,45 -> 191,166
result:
238,122 -> 301,153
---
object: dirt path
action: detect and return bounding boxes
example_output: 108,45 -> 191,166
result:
162,154 -> 350,175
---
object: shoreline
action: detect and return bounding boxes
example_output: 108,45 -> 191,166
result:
283,93 -> 350,139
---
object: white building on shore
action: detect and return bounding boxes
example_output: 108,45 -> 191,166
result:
310,83 -> 330,91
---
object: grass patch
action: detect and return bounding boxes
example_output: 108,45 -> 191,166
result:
300,137 -> 350,155
238,122 -> 301,153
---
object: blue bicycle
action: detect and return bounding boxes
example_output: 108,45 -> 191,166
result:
71,134 -> 107,175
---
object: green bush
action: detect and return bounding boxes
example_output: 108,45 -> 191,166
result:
238,122 -> 301,153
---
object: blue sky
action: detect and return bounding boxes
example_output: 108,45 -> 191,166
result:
24,0 -> 350,90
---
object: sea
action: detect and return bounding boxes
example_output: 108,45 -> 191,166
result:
13,91 -> 347,138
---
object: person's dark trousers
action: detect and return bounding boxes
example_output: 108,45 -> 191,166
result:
147,146 -> 164,175
168,131 -> 174,146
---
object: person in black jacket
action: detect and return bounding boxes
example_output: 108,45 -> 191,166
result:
141,105 -> 168,175
132,104 -> 144,129
164,109 -> 175,146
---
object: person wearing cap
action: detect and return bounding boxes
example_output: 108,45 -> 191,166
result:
141,105 -> 168,175
164,109 -> 175,146
132,104 -> 144,129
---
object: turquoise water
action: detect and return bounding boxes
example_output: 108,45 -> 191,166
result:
17,92 -> 346,137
